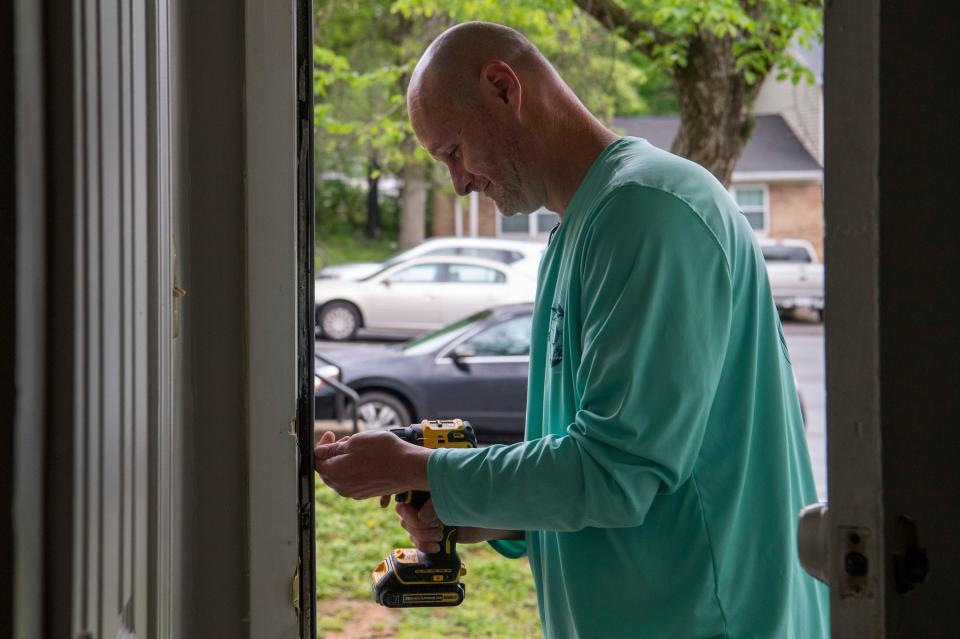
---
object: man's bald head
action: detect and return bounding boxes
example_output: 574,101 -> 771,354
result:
407,22 -> 549,111
405,22 -> 610,216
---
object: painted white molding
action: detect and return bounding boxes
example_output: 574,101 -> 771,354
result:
149,0 -> 181,635
821,0 -> 885,634
244,1 -> 300,637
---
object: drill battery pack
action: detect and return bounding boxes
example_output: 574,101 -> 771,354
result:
372,547 -> 466,608
371,419 -> 477,608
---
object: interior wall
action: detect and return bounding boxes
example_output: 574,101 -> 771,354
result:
35,0 -> 255,636
47,2 -> 154,636
9,1 -> 302,637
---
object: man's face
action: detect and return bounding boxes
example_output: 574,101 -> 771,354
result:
409,88 -> 542,215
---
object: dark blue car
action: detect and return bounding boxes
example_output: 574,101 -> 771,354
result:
315,304 -> 533,444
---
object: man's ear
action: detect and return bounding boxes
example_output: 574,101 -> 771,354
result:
480,61 -> 522,115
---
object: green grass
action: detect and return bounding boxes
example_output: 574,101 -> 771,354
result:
315,230 -> 399,272
315,478 -> 542,638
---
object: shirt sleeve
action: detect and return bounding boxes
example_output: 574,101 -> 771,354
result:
487,538 -> 527,559
428,185 -> 733,532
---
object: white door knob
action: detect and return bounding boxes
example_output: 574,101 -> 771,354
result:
797,501 -> 830,585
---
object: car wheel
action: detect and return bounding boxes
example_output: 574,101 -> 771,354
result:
318,301 -> 360,341
356,391 -> 411,432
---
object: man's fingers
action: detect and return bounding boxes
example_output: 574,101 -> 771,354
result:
396,500 -> 440,527
416,541 -> 441,554
394,501 -> 443,551
417,499 -> 439,525
399,518 -> 443,541
314,440 -> 344,464
318,431 -> 335,445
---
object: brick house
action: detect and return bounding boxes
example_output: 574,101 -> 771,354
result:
613,112 -> 824,259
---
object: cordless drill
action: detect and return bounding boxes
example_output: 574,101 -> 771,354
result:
372,419 -> 477,608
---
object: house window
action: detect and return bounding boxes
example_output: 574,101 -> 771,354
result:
499,212 -> 530,235
498,207 -> 561,237
732,185 -> 770,234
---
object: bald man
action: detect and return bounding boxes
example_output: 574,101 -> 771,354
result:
315,22 -> 829,639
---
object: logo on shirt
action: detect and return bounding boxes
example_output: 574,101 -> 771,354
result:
549,304 -> 564,368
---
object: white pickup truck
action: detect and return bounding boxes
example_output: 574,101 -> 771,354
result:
758,238 -> 824,319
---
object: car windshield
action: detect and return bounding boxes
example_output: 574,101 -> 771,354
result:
761,245 -> 812,263
380,246 -> 426,269
402,310 -> 492,356
353,246 -> 431,282
356,249 -> 450,282
357,262 -> 393,282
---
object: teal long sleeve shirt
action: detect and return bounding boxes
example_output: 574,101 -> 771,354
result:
427,138 -> 829,638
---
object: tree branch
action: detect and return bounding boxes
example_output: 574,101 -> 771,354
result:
572,0 -> 677,59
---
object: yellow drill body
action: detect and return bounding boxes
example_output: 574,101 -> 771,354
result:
371,419 -> 477,608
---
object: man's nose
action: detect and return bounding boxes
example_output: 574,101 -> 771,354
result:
449,165 -> 474,197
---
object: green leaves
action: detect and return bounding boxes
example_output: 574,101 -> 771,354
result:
313,0 -> 822,189
314,0 -> 665,180
582,0 -> 821,85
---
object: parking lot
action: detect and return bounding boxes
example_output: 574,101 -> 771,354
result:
781,320 -> 826,499
318,318 -> 827,500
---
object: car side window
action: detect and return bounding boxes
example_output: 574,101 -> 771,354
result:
446,264 -> 506,284
464,315 -> 532,357
390,263 -> 442,283
761,246 -> 812,263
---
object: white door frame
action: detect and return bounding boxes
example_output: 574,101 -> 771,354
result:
244,1 -> 302,637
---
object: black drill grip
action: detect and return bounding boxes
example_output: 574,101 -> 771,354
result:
404,489 -> 430,509
388,422 -> 475,560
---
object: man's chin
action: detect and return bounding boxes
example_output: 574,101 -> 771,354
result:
494,197 -> 540,217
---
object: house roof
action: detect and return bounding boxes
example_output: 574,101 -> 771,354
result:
612,114 -> 822,177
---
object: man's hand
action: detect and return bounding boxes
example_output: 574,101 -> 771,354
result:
393,497 -> 522,553
314,430 -> 431,500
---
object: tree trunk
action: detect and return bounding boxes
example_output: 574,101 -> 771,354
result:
365,160 -> 382,240
670,34 -> 765,187
399,161 -> 426,248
